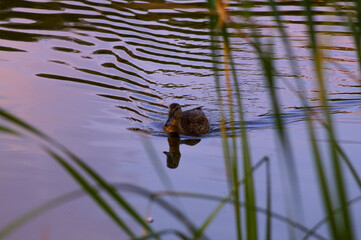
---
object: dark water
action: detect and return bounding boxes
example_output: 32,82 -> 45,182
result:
1,0 -> 361,239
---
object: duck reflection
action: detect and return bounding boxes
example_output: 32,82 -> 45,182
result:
163,134 -> 201,169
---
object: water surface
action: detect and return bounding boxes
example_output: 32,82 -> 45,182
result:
1,0 -> 361,239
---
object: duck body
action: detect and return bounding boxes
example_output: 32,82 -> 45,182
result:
163,103 -> 210,136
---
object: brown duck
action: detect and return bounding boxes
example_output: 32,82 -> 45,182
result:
163,103 -> 210,136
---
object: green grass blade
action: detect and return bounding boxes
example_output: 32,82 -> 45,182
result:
207,2 -> 236,226
193,196 -> 229,239
63,149 -> 156,236
0,108 -> 50,141
305,110 -> 337,237
0,182 -> 202,240
0,107 -> 156,237
334,142 -> 361,190
207,1 -> 243,238
150,189 -> 326,240
45,148 -> 136,237
220,27 -> 244,240
256,42 -> 304,239
222,26 -> 257,240
195,156 -> 268,239
136,188 -> 328,240
0,125 -> 20,136
303,195 -> 361,240
304,0 -> 354,238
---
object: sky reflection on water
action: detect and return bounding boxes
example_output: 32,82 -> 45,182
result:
1,0 -> 361,239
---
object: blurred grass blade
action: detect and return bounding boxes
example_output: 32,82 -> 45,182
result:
150,189 -> 326,239
0,108 -> 155,237
45,148 -> 136,238
303,195 -> 361,240
304,0 -> 354,238
195,156 -> 268,239
194,196 -> 228,239
207,1 -> 243,239
256,39 -> 303,239
0,108 -> 51,142
62,149 -> 155,236
0,182 -> 202,240
0,189 -> 83,239
221,30 -> 244,240
221,22 -> 257,240
207,0 -> 233,186
141,135 -> 175,192
334,142 -> 361,189
0,125 -> 20,136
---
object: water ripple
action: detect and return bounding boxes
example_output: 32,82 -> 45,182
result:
0,0 -> 359,135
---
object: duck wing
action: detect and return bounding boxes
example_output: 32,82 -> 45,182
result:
181,107 -> 205,121
180,107 -> 209,135
188,106 -> 203,111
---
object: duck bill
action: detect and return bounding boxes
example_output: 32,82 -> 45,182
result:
164,115 -> 174,127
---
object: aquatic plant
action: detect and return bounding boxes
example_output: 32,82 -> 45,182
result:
1,0 -> 361,239
206,0 -> 360,239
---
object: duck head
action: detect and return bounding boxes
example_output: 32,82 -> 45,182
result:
164,103 -> 182,127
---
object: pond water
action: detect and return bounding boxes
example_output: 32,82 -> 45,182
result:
1,0 -> 361,239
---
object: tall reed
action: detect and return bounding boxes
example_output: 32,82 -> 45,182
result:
208,1 -> 258,239
207,0 -> 359,240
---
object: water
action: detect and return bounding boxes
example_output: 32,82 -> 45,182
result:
1,0 -> 361,239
